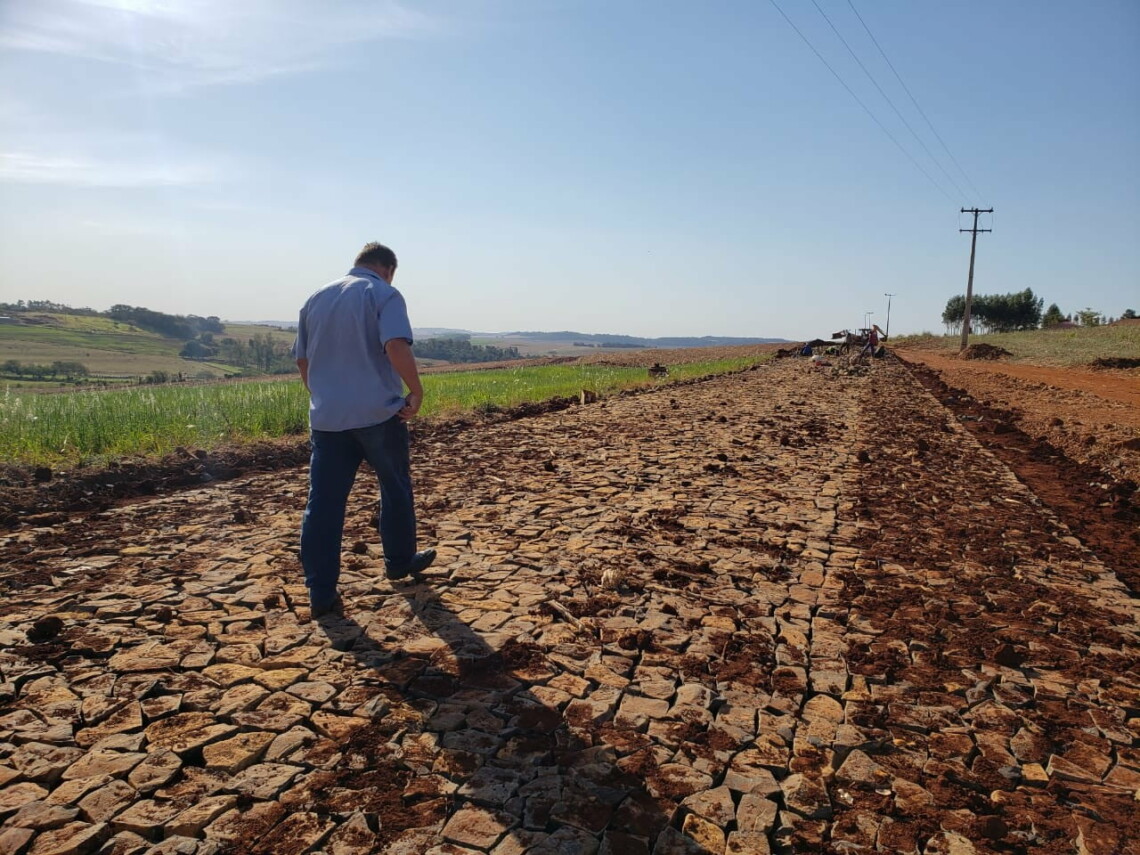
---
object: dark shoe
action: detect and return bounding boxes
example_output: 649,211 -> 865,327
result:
311,595 -> 344,618
386,548 -> 437,581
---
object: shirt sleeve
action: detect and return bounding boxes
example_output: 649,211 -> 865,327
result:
290,308 -> 308,359
378,292 -> 413,346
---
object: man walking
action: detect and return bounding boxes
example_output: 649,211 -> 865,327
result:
292,242 -> 435,617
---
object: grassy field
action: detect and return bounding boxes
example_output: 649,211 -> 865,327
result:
216,323 -> 296,346
0,313 -> 295,383
0,356 -> 765,467
893,323 -> 1140,367
469,335 -> 611,357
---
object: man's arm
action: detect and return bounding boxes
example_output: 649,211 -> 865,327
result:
296,358 -> 310,393
385,338 -> 424,420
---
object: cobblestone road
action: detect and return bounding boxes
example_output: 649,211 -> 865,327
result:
1,359 -> 1137,854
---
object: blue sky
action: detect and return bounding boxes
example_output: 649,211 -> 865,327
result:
1,0 -> 1137,340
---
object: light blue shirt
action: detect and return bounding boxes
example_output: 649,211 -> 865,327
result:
292,267 -> 414,431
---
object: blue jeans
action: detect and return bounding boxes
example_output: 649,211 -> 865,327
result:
300,417 -> 417,609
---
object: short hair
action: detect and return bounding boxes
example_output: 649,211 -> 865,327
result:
355,242 -> 398,270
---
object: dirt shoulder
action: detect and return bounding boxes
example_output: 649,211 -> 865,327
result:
896,347 -> 1140,486
894,349 -> 1140,591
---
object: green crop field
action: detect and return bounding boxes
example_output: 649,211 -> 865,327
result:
0,356 -> 766,467
894,324 -> 1140,367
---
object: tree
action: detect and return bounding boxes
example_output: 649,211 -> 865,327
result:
1076,308 -> 1102,327
942,288 -> 1042,334
413,337 -> 522,363
942,295 -> 965,335
972,288 -> 1043,332
1042,303 -> 1065,328
109,304 -> 196,339
180,340 -> 217,359
1123,309 -> 1138,320
50,361 -> 88,379
249,332 -> 273,373
218,338 -> 248,365
1,359 -> 21,376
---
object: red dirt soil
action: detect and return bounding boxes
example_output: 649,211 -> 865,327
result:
897,349 -> 1140,489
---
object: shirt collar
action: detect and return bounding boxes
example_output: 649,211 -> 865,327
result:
349,266 -> 389,284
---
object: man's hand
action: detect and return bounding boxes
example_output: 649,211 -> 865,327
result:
296,358 -> 310,393
399,391 -> 423,421
385,338 -> 424,422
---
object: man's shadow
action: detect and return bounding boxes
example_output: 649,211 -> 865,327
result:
314,578 -> 717,855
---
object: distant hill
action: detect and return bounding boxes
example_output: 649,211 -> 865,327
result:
0,305 -> 297,384
502,331 -> 786,348
223,325 -> 787,349
1,299 -> 789,386
419,329 -> 788,359
414,327 -> 475,339
242,320 -> 297,330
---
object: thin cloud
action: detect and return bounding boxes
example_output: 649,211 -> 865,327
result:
0,0 -> 443,90
78,215 -> 189,237
0,150 -> 217,187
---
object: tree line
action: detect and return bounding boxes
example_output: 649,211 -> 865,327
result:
0,300 -> 101,317
413,337 -> 522,362
942,288 -> 1137,335
108,305 -> 223,339
941,288 -> 1043,335
573,341 -> 647,349
1041,305 -> 1136,328
179,331 -> 295,374
1,360 -> 90,381
1,299 -> 224,340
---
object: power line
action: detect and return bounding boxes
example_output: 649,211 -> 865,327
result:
809,0 -> 968,203
846,0 -> 984,202
766,0 -> 956,204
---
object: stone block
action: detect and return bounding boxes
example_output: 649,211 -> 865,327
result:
780,773 -> 832,819
725,832 -> 771,854
680,813 -> 725,852
126,749 -> 181,794
202,732 -> 275,775
8,744 -> 84,784
61,750 -> 146,782
23,821 -> 108,855
441,806 -> 516,850
144,714 -> 235,755
0,783 -> 49,818
167,795 -> 237,838
248,811 -> 333,854
228,763 -> 302,800
681,786 -> 735,827
109,800 -> 181,841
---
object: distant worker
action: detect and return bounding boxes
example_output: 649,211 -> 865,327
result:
860,324 -> 885,359
292,241 -> 436,618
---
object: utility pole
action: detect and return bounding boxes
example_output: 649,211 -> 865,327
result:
959,207 -> 993,351
883,293 -> 895,339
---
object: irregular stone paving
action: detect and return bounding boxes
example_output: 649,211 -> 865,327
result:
0,358 -> 1137,855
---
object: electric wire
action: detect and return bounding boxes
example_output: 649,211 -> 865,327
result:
809,0 -> 968,203
846,0 -> 984,202
767,0 -> 956,204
